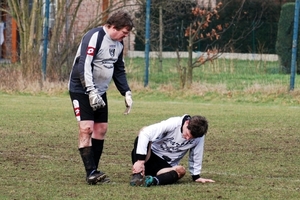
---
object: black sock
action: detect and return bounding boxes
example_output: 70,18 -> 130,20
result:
154,170 -> 179,185
91,138 -> 104,169
79,147 -> 96,176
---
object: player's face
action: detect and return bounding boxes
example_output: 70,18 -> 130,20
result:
111,27 -> 130,41
182,121 -> 193,140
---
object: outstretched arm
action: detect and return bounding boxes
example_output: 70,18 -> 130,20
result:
195,177 -> 215,183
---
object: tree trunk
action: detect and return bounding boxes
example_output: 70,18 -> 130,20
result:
186,24 -> 193,88
176,49 -> 186,89
158,5 -> 163,72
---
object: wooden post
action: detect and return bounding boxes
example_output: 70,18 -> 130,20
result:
0,6 -> 6,58
11,18 -> 18,63
102,0 -> 109,22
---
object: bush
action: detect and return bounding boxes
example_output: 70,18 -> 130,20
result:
276,3 -> 300,74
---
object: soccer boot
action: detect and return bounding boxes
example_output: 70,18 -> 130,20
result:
86,170 -> 106,185
142,175 -> 154,187
130,173 -> 144,186
98,177 -> 111,183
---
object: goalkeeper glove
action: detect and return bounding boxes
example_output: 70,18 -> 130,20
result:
88,89 -> 106,111
124,91 -> 133,114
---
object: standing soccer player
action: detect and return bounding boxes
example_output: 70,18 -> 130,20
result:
130,114 -> 215,186
68,11 -> 134,185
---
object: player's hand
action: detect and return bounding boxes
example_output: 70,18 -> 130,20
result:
132,160 -> 145,175
195,177 -> 215,183
124,91 -> 132,115
88,89 -> 106,111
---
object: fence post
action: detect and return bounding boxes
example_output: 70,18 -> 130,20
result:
290,0 -> 300,91
144,0 -> 151,87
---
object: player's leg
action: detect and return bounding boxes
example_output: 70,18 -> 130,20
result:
157,165 -> 186,178
91,93 -> 108,169
79,121 -> 106,184
70,92 -> 106,185
130,134 -> 152,186
92,122 -> 107,169
91,93 -> 109,183
141,166 -> 185,187
147,165 -> 186,186
142,156 -> 185,187
131,147 -> 177,187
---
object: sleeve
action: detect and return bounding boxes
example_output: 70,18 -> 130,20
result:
112,42 -> 131,96
136,117 -> 180,159
188,135 -> 205,180
77,30 -> 100,92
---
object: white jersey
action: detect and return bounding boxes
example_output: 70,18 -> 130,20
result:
136,115 -> 205,176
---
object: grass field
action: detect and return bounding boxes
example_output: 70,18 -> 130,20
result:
0,90 -> 300,200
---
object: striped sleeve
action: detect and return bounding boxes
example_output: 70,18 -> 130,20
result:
77,29 -> 101,91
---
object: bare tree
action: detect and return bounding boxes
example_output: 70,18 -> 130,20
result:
6,0 -> 44,79
3,0 -> 138,82
134,0 -> 195,72
177,0 -> 264,88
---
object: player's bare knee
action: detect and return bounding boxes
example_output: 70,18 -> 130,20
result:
79,125 -> 93,136
174,166 -> 186,178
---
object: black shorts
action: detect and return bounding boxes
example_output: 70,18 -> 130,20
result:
145,150 -> 172,176
69,91 -> 108,123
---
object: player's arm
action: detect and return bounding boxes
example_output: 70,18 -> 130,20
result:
112,48 -> 130,95
133,118 -> 179,174
194,177 -> 215,183
77,31 -> 99,92
112,47 -> 133,114
189,136 -> 215,183
78,30 -> 106,110
136,117 -> 180,155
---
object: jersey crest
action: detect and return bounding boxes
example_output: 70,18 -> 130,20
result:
109,49 -> 115,57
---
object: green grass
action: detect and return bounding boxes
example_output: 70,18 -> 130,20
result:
125,57 -> 294,89
0,92 -> 300,200
0,57 -> 300,199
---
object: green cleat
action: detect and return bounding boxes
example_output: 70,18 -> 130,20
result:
143,176 -> 154,187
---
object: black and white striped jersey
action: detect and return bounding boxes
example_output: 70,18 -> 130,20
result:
68,26 -> 130,96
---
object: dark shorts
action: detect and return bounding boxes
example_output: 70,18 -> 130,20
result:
145,150 -> 172,176
69,91 -> 108,123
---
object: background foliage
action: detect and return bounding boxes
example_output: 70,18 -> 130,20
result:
276,2 -> 300,74
134,0 -> 295,54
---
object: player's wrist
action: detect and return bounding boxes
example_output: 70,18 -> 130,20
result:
136,160 -> 145,164
192,174 -> 200,181
125,90 -> 132,96
136,154 -> 146,161
86,86 -> 96,93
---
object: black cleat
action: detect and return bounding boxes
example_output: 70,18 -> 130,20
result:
98,177 -> 111,184
130,173 -> 144,186
86,170 -> 106,185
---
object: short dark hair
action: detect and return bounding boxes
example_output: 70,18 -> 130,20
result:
106,11 -> 134,31
187,115 -> 208,138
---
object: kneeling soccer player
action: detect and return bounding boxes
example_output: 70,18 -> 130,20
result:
130,114 -> 215,187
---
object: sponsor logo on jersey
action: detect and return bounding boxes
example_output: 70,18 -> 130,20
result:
109,49 -> 115,57
160,137 -> 194,152
87,46 -> 95,56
